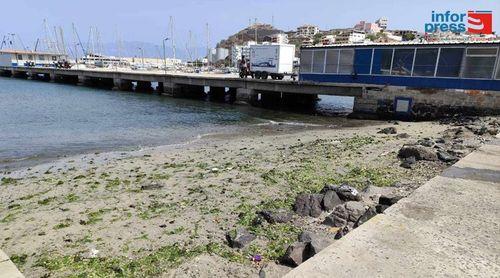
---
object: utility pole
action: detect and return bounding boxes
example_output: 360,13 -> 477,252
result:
138,47 -> 145,65
169,16 -> 176,60
206,23 -> 210,68
163,37 -> 169,74
187,30 -> 193,62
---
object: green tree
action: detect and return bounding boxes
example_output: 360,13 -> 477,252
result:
402,33 -> 416,41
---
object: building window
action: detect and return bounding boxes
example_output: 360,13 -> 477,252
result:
462,47 -> 497,79
28,55 -> 33,60
391,48 -> 414,76
413,48 -> 439,77
436,48 -> 464,77
497,56 -> 500,80
52,56 -> 57,61
17,54 -> 23,60
353,49 -> 373,74
312,50 -> 326,73
372,48 -> 393,75
300,50 -> 313,73
338,49 -> 354,74
39,55 -> 45,61
325,49 -> 339,73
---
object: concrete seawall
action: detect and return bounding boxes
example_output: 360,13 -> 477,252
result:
285,135 -> 500,277
353,87 -> 500,120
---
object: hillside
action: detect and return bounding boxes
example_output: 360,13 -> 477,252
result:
217,23 -> 283,48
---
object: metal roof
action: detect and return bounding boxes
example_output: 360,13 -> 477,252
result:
0,49 -> 66,56
302,40 -> 500,49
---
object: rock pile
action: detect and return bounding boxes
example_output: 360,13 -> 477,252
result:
281,231 -> 332,266
286,184 -> 403,266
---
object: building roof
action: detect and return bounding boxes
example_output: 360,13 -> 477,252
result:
0,49 -> 65,56
302,40 -> 500,49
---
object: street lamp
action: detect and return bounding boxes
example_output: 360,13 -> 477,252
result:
162,38 -> 169,75
138,47 -> 145,67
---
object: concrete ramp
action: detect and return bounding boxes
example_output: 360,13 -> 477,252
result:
0,250 -> 24,278
285,137 -> 500,278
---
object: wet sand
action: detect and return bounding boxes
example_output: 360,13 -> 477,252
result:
0,117 -> 496,277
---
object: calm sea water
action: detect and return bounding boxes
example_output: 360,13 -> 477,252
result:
0,77 -> 354,170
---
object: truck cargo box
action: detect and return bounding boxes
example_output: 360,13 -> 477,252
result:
249,44 -> 295,75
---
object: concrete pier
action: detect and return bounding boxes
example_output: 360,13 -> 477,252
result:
3,65 -> 497,119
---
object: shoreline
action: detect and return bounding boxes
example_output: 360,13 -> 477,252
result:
1,116 -> 374,176
1,116 -> 498,277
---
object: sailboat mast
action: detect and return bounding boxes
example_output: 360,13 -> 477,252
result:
59,27 -> 67,55
53,26 -> 61,54
43,19 -> 55,52
188,30 -> 193,62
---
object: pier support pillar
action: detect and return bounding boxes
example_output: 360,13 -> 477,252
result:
156,82 -> 165,94
162,83 -> 182,97
77,75 -> 87,86
235,88 -> 258,105
113,79 -> 133,91
49,73 -> 56,83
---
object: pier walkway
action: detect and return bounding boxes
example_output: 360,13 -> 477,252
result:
286,135 -> 500,277
0,250 -> 24,278
0,66 -> 370,98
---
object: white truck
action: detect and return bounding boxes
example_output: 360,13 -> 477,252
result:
244,44 -> 295,80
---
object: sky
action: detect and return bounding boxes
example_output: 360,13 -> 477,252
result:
0,0 -> 498,55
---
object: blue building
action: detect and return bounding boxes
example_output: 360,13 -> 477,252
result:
299,41 -> 500,91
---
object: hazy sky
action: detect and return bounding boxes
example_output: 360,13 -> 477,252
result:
0,0 -> 498,50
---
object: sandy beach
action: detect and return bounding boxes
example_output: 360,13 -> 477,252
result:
1,116 -> 498,277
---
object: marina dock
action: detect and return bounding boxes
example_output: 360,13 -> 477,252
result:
0,66 -> 366,107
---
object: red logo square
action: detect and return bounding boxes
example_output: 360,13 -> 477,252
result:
468,11 -> 493,34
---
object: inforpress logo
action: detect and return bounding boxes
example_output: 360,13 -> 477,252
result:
468,11 -> 493,34
425,10 -> 493,34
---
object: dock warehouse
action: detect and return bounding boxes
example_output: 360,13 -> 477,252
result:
299,41 -> 500,118
300,41 -> 500,91
0,49 -> 68,67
